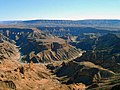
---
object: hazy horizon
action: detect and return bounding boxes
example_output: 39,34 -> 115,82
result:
1,18 -> 120,22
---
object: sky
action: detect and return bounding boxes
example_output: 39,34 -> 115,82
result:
0,0 -> 120,21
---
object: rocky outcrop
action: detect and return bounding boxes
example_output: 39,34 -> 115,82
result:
0,57 -> 87,90
54,61 -> 115,85
14,28 -> 82,63
75,50 -> 120,73
0,36 -> 85,90
68,83 -> 86,90
24,45 -> 81,63
0,41 -> 19,61
73,33 -> 120,73
0,33 -> 15,43
0,28 -> 82,63
0,80 -> 16,90
111,84 -> 120,90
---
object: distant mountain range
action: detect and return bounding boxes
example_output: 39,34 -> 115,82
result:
1,19 -> 120,29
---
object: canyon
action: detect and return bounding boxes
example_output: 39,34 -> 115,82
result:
0,20 -> 120,90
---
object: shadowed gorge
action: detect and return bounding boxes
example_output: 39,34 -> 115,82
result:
0,28 -> 82,63
0,20 -> 120,90
1,0 -> 120,89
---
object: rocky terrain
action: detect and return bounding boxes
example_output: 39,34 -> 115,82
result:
72,33 -> 120,73
0,38 -> 19,60
0,34 -> 87,90
0,40 -> 119,90
46,60 -> 120,90
0,21 -> 120,90
0,27 -> 82,63
0,28 -> 86,90
0,59 -> 74,90
54,61 -> 115,84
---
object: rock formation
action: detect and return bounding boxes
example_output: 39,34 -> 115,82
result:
0,27 -> 120,90
0,38 -> 19,61
0,32 -> 86,90
54,61 -> 115,85
0,27 -> 82,63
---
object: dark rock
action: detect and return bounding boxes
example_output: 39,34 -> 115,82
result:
54,61 -> 115,85
111,84 -> 120,90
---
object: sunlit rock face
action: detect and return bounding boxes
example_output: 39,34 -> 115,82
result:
0,34 -> 19,61
0,39 -> 85,90
0,28 -> 82,63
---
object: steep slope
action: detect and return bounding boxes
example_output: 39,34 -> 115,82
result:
45,60 -> 120,90
74,33 -> 120,73
0,37 -> 86,90
0,24 -> 120,90
0,34 -> 19,61
0,60 -> 70,90
53,61 -> 115,85
96,33 -> 120,51
0,27 -> 82,63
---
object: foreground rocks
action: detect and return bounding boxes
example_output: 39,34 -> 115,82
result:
0,59 -> 87,90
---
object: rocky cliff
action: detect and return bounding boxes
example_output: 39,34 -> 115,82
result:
52,61 -> 115,85
0,26 -> 120,90
0,34 -> 19,61
72,33 -> 120,73
0,36 -> 119,90
0,40 -> 86,90
0,27 -> 82,63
